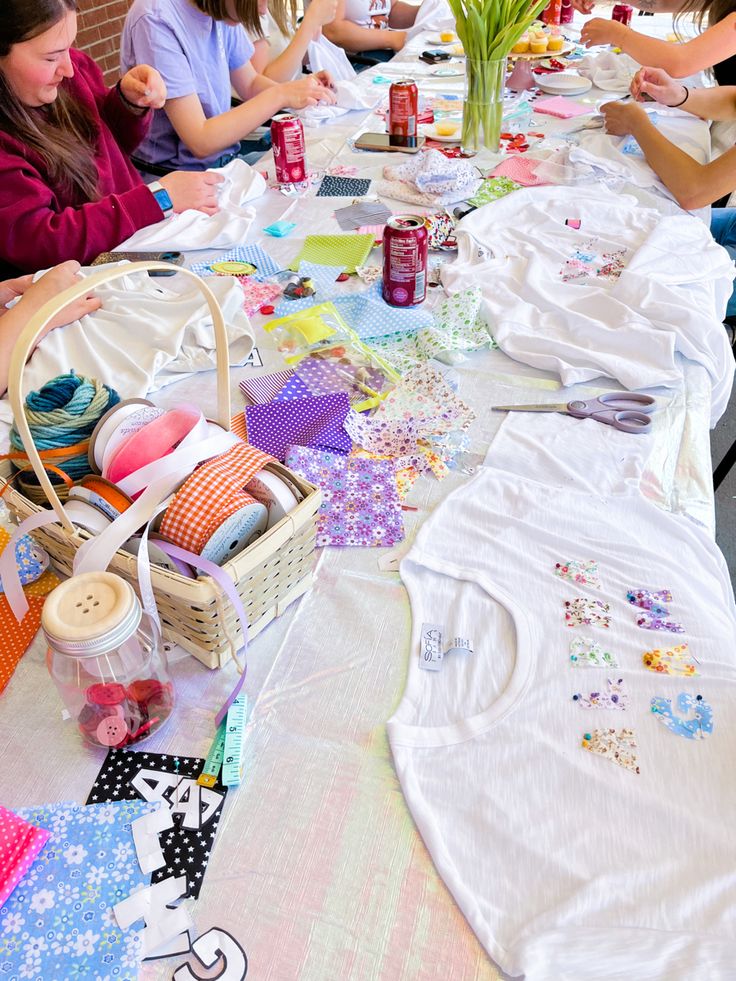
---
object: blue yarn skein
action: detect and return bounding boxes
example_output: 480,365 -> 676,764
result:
10,371 -> 120,481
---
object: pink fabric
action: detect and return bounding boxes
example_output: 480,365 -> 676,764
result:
0,805 -> 50,906
0,49 -> 162,276
533,96 -> 593,118
489,157 -> 548,187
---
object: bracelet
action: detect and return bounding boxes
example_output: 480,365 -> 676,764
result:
668,85 -> 689,108
116,80 -> 147,115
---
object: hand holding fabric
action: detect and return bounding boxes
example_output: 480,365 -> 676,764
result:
631,66 -> 684,106
600,100 -> 648,135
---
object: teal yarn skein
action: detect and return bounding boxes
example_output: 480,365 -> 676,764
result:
10,371 -> 120,482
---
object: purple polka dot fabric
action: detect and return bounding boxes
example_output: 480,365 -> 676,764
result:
245,392 -> 352,461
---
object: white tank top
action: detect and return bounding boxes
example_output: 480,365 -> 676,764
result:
388,412 -> 736,979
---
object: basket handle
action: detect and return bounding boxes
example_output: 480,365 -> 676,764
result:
8,261 -> 232,532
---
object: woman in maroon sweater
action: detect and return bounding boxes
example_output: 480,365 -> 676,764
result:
0,0 -> 224,276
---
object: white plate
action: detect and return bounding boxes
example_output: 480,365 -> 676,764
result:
425,35 -> 458,45
420,122 -> 462,142
535,73 -> 592,96
432,65 -> 464,77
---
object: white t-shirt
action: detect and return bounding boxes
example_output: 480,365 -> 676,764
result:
0,269 -> 253,431
441,184 -> 735,426
343,0 -> 391,29
388,411 -> 736,980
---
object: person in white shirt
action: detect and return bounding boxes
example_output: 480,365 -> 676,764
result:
321,0 -> 419,61
249,0 -> 339,79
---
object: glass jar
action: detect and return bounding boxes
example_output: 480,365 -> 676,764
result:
43,572 -> 174,749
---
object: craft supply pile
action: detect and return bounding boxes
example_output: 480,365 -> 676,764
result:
2,3 -> 736,979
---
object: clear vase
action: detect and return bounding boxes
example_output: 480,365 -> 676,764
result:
461,57 -> 507,156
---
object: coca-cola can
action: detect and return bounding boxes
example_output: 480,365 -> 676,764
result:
388,80 -> 418,142
611,3 -> 633,24
560,0 -> 574,24
383,215 -> 428,307
271,113 -> 306,184
542,0 -> 562,25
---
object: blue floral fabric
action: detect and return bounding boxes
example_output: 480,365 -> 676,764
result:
0,799 -> 155,981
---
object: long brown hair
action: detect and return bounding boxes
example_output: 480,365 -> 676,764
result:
194,0 -> 299,43
0,0 -> 100,204
675,0 -> 736,34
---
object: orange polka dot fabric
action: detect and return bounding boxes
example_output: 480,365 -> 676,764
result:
0,528 -> 60,695
0,594 -> 46,694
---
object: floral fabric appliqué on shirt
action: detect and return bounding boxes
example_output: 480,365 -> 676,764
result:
627,586 -> 684,632
564,598 -> 611,628
554,559 -> 601,589
651,693 -> 713,740
560,237 -> 629,285
573,677 -> 628,709
569,637 -> 619,668
581,728 -> 640,774
642,644 -> 699,676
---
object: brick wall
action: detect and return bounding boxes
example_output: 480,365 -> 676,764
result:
76,0 -> 132,85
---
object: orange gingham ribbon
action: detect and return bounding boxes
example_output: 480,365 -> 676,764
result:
159,442 -> 274,554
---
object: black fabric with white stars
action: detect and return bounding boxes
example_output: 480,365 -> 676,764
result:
86,749 -> 228,899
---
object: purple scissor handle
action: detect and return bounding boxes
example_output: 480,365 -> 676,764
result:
566,392 -> 654,432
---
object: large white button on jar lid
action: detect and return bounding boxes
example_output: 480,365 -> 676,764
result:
41,572 -> 141,656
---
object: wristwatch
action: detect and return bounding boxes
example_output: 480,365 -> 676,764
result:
149,181 -> 173,218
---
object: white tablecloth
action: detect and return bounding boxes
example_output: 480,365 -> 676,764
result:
0,13 -> 725,981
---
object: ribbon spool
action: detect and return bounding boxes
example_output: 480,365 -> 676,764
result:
158,442 -> 275,559
245,470 -> 299,529
68,476 -> 133,522
88,398 -> 155,474
199,498 -> 268,565
105,405 -> 203,488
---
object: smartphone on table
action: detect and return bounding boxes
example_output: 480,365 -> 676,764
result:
91,251 -> 185,276
353,133 -> 426,153
419,50 -> 451,64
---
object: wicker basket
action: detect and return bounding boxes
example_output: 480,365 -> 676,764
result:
2,261 -> 321,669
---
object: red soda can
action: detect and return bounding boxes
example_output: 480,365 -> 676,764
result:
388,80 -> 418,143
270,113 -> 306,185
383,215 -> 428,307
560,0 -> 574,23
612,3 -> 633,24
542,0 -> 562,25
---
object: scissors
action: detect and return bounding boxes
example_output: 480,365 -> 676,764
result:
492,392 -> 655,433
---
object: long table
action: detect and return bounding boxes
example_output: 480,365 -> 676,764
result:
0,14 -> 726,980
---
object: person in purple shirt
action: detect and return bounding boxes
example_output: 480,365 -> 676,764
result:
0,0 -> 225,274
121,0 -> 337,172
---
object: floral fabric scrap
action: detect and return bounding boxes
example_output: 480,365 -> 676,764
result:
642,644 -> 699,677
285,445 -> 405,547
0,799 -> 155,981
564,598 -> 611,628
626,587 -> 672,614
573,677 -> 628,710
636,610 -> 685,633
554,559 -> 601,589
651,693 -> 713,740
569,637 -> 619,668
582,728 -> 640,774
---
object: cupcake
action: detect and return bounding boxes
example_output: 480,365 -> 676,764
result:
440,30 -> 456,42
512,34 -> 530,54
529,32 -> 549,54
548,29 -> 564,51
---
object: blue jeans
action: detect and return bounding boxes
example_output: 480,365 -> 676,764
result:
711,208 -> 736,319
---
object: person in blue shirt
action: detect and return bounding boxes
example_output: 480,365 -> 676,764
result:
121,0 -> 336,171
